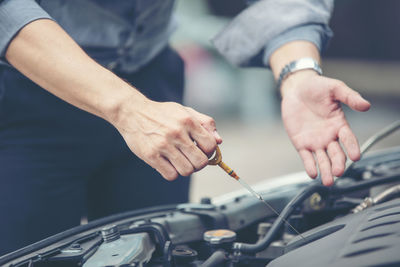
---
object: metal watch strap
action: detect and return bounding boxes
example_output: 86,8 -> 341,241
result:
276,57 -> 322,89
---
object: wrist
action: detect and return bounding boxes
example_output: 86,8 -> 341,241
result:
276,57 -> 322,91
101,76 -> 150,127
280,69 -> 319,98
270,41 -> 320,78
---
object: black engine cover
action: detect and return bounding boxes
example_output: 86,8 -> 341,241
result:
268,198 -> 400,267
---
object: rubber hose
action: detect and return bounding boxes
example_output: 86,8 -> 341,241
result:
201,250 -> 227,267
233,182 -> 328,254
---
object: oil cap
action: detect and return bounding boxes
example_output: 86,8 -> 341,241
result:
172,247 -> 198,264
204,229 -> 236,245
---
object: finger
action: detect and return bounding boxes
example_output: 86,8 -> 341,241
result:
338,125 -> 361,161
153,156 -> 179,181
327,141 -> 346,177
299,149 -> 318,178
213,130 -> 223,145
332,81 -> 371,112
187,121 -> 217,157
177,136 -> 209,171
186,107 -> 222,144
316,149 -> 334,186
163,147 -> 194,177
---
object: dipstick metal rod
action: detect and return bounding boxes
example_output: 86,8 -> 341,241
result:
208,146 -> 305,239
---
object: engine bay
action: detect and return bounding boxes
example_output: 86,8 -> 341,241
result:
1,124 -> 400,267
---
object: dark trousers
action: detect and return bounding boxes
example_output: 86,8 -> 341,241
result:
0,47 -> 189,255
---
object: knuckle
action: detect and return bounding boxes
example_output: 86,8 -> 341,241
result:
336,80 -> 346,87
181,166 -> 194,177
148,153 -> 158,162
332,79 -> 346,89
192,153 -> 208,170
167,127 -> 183,139
164,171 -> 179,181
180,115 -> 194,126
197,156 -> 209,170
157,139 -> 169,150
143,150 -> 158,161
205,117 -> 215,126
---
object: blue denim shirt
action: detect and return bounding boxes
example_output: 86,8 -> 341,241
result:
0,0 -> 333,71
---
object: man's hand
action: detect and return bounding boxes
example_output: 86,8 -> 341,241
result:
113,97 -> 222,181
5,19 -> 222,181
280,70 -> 370,185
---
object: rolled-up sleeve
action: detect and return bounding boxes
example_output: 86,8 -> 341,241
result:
212,0 -> 334,68
263,23 -> 333,67
0,0 -> 52,58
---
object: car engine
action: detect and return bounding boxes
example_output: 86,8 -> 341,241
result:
1,122 -> 399,267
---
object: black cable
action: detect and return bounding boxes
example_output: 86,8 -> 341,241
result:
233,171 -> 400,254
332,172 -> 400,194
233,182 -> 329,254
344,120 -> 400,176
120,222 -> 170,249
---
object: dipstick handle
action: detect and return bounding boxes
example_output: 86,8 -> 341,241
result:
207,146 -> 240,180
218,161 -> 239,180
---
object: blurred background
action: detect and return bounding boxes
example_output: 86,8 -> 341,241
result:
169,0 -> 400,202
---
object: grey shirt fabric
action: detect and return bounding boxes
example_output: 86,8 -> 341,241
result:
213,0 -> 334,67
0,0 -> 53,58
0,0 -> 177,72
0,0 -> 333,71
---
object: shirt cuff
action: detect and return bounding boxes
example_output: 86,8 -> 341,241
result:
262,23 -> 333,68
0,0 -> 53,58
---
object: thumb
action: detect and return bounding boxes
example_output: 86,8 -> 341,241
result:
332,81 -> 371,112
185,107 -> 222,144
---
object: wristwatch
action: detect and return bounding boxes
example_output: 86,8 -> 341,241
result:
276,57 -> 322,89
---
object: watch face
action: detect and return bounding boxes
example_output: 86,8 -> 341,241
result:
278,58 -> 322,88
292,58 -> 322,75
295,58 -> 315,69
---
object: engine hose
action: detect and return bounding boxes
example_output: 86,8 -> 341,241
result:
233,182 -> 329,254
200,250 -> 228,267
332,173 -> 400,194
373,184 -> 400,203
352,184 -> 400,213
344,120 -> 400,174
234,172 -> 400,254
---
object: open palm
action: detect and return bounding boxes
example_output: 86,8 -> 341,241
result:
281,73 -> 370,185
